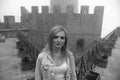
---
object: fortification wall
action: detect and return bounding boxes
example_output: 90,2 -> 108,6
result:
22,5 -> 104,55
0,15 -> 21,28
0,5 -> 104,55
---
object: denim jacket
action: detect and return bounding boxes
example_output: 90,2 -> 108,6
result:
35,50 -> 77,80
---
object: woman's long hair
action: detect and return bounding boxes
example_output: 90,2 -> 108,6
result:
43,25 -> 68,56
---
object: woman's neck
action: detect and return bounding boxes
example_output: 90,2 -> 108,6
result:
52,47 -> 62,58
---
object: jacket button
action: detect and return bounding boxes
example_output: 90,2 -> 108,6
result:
51,71 -> 55,76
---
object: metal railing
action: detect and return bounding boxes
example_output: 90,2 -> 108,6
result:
75,27 -> 119,80
16,19 -> 41,70
17,30 -> 40,59
75,39 -> 100,79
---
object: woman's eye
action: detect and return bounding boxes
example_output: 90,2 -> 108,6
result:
54,36 -> 58,39
54,36 -> 65,39
61,37 -> 65,39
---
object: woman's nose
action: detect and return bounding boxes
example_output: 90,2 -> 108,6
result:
58,37 -> 61,41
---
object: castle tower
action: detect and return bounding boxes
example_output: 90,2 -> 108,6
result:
50,0 -> 78,13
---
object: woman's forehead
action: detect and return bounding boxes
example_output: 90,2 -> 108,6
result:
55,31 -> 65,36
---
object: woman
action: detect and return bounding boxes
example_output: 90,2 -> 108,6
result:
35,25 -> 77,80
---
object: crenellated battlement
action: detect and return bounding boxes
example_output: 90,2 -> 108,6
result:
20,5 -> 104,32
0,5 -> 104,24
28,5 -> 104,14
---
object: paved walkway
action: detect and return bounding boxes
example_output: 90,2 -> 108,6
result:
0,38 -> 34,80
94,37 -> 120,80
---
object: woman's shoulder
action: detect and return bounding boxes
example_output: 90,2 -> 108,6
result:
37,51 -> 49,59
66,49 -> 74,57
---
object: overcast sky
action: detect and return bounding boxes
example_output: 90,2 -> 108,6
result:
0,0 -> 120,38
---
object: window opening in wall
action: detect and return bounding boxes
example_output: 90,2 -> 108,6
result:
76,39 -> 85,51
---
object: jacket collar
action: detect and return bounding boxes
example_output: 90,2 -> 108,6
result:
46,52 -> 54,64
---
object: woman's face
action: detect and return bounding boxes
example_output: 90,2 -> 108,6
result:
53,31 -> 65,48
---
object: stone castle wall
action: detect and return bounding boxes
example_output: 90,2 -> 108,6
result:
0,5 -> 104,55
26,5 -> 104,55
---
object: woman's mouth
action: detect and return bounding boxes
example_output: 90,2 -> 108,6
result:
55,42 -> 63,46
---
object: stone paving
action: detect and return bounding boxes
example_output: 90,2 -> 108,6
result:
1,37 -> 120,80
0,38 -> 34,80
94,37 -> 120,80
